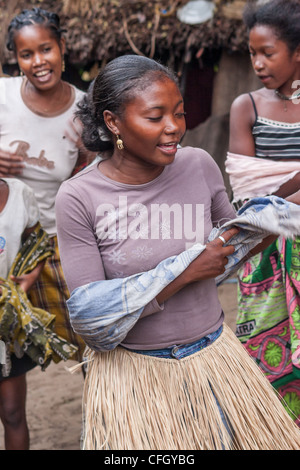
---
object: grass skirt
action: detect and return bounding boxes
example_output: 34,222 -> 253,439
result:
79,323 -> 300,450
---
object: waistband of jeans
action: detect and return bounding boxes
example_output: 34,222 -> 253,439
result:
123,325 -> 223,360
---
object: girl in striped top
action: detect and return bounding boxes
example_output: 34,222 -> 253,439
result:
228,0 -> 300,427
250,92 -> 300,160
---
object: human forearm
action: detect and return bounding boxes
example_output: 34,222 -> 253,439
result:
285,188 -> 300,205
274,173 -> 300,199
157,227 -> 238,304
156,268 -> 192,304
246,234 -> 278,258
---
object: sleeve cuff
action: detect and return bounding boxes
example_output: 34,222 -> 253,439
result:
140,298 -> 165,318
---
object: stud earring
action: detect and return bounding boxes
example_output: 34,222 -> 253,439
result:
116,134 -> 124,150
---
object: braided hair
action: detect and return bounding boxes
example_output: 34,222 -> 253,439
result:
6,7 -> 65,53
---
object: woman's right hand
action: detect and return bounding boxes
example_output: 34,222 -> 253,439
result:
184,227 -> 239,283
0,149 -> 24,177
155,227 -> 238,305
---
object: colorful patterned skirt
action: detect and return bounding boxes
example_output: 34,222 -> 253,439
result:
28,236 -> 86,362
236,236 -> 300,426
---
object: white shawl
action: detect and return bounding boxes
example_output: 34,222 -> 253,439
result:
225,152 -> 300,202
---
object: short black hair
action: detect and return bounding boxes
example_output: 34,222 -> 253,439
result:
7,7 -> 64,53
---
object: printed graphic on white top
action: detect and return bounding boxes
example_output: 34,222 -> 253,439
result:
0,237 -> 6,254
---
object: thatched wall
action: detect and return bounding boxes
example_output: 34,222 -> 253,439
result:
0,0 -> 261,191
1,0 -> 250,71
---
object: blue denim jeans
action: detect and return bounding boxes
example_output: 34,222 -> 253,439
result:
126,325 -> 223,359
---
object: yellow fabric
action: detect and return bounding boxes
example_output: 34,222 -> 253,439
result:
0,224 -> 78,376
28,236 -> 85,361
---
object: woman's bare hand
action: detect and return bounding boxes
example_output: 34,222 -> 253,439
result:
0,149 -> 24,177
10,273 -> 36,293
184,227 -> 239,283
10,260 -> 45,293
156,227 -> 239,305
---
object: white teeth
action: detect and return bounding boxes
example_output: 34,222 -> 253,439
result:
35,70 -> 49,77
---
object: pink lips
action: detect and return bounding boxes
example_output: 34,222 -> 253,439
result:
158,143 -> 178,155
258,75 -> 271,84
34,70 -> 52,83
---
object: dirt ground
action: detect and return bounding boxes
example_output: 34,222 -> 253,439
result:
0,280 -> 238,450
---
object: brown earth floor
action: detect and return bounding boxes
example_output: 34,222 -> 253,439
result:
0,280 -> 238,450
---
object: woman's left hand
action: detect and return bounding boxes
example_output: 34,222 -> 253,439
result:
10,260 -> 46,293
10,272 -> 38,293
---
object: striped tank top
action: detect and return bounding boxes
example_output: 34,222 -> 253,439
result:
249,93 -> 300,160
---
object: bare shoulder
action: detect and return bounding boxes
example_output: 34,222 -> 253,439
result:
231,88 -> 262,112
230,94 -> 253,130
228,90 -> 266,155
231,92 -> 252,109
230,93 -> 253,122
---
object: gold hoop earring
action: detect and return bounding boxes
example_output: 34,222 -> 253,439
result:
116,135 -> 124,150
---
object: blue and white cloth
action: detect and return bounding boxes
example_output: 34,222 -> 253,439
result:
209,195 -> 300,284
67,196 -> 300,352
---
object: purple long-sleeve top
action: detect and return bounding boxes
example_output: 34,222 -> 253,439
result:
55,147 -> 235,349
